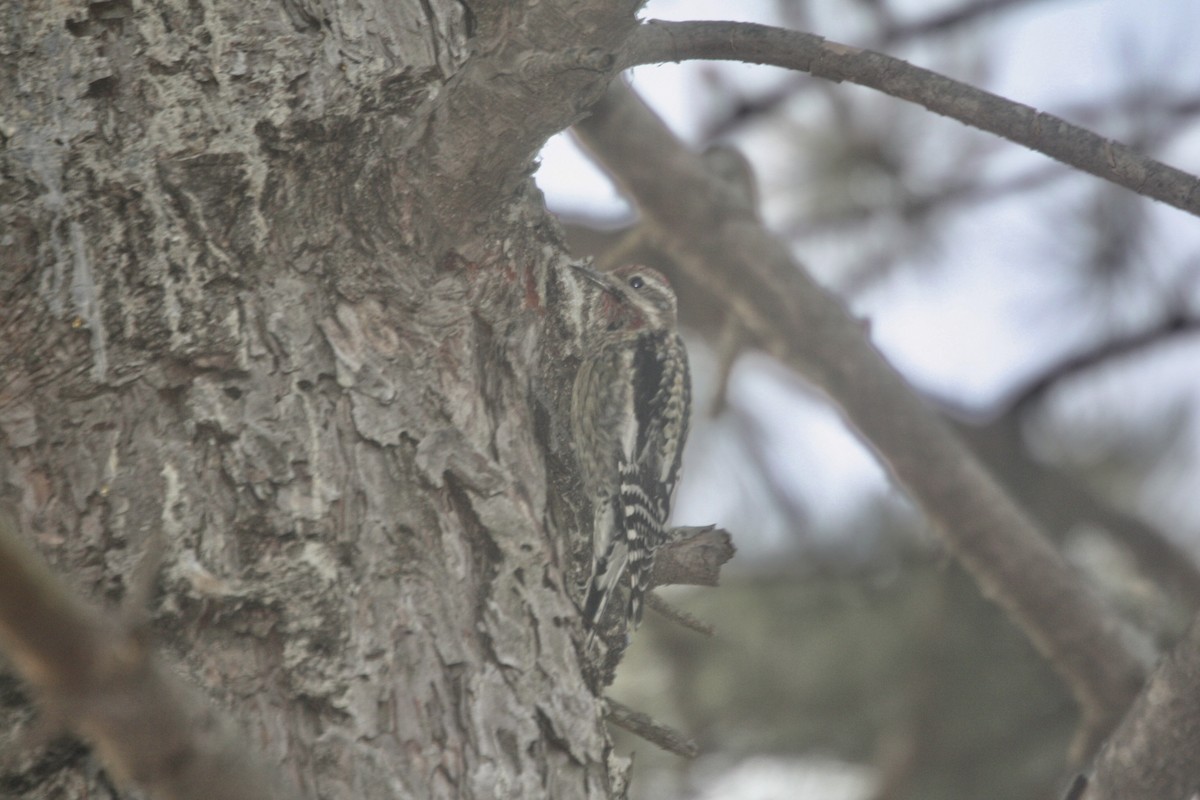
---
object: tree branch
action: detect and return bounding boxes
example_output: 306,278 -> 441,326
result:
651,525 -> 735,589
879,0 -> 1057,44
573,82 -> 1145,759
605,697 -> 698,758
1000,312 -> 1200,418
640,526 -> 732,637
0,518 -> 290,800
619,20 -> 1200,220
700,0 -> 1060,140
958,414 -> 1200,615
1086,609 -> 1200,798
645,593 -> 715,637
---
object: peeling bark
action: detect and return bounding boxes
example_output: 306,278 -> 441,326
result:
0,1 -> 644,797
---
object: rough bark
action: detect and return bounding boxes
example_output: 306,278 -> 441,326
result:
1085,608 -> 1200,799
0,519 -> 287,800
0,1 -> 641,797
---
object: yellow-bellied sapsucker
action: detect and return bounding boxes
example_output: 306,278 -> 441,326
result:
571,263 -> 691,646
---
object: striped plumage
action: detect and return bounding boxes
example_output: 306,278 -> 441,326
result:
570,264 -> 691,645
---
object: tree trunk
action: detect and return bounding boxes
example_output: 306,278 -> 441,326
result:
1,1 -> 636,797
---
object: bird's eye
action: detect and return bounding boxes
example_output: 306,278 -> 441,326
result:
628,276 -> 645,290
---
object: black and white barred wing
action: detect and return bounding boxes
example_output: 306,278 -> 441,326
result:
621,330 -> 691,625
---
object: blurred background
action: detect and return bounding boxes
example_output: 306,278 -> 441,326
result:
536,1 -> 1200,798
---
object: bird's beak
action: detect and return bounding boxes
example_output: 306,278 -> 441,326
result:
570,263 -> 606,286
570,264 -> 617,294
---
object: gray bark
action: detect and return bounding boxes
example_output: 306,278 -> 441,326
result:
0,1 -> 638,797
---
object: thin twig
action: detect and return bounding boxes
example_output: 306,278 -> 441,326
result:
645,592 -> 715,637
1004,313 -> 1200,418
1062,774 -> 1089,800
710,315 -> 743,418
605,697 -> 699,758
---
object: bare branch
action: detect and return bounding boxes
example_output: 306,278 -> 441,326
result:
958,415 -> 1200,615
1001,312 -> 1200,418
573,82 -> 1146,759
1086,610 -> 1200,798
710,315 -> 743,417
0,518 -> 291,800
1062,773 -> 1089,800
701,0 -> 1065,140
881,0 -> 1056,43
645,592 -> 716,637
619,20 -> 1200,220
651,525 -> 735,589
605,697 -> 699,758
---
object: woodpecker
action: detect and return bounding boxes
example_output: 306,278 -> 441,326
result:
570,263 -> 691,646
